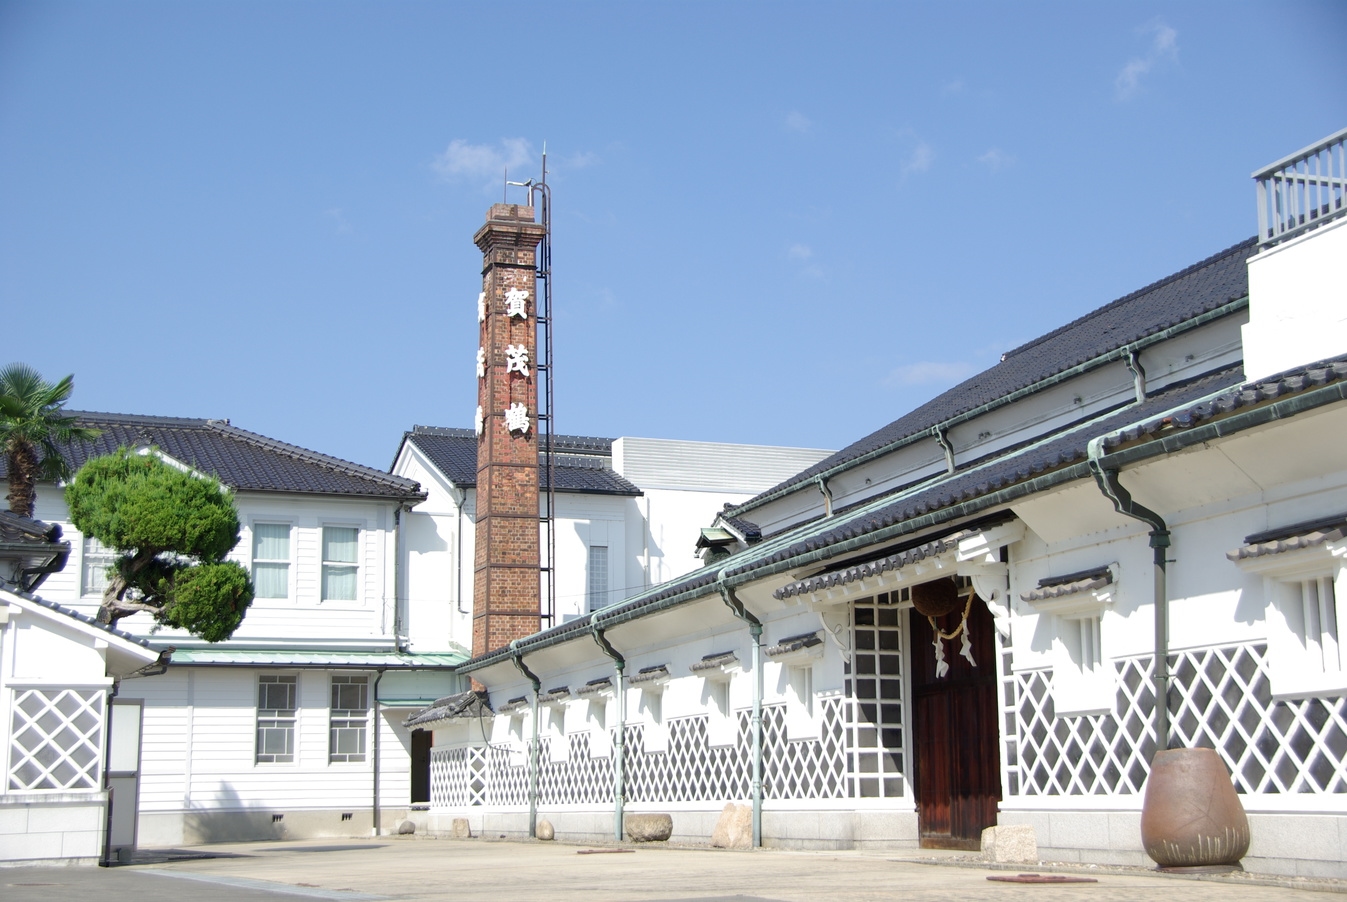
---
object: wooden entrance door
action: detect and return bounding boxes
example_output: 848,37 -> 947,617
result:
909,596 -> 1001,849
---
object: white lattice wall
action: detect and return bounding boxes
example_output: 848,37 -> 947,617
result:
1005,642 -> 1347,798
7,688 -> 105,792
431,697 -> 857,808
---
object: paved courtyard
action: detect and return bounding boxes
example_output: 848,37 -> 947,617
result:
3,838 -> 1342,901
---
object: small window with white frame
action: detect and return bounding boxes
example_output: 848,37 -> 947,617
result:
1229,517 -> 1347,698
81,534 -> 117,597
329,674 -> 369,763
1020,565 -> 1118,716
321,526 -> 359,602
766,632 -> 824,740
256,674 -> 297,763
631,664 -> 671,754
252,523 -> 292,600
692,651 -> 741,747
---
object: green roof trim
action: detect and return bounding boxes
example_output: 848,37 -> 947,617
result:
168,649 -> 465,669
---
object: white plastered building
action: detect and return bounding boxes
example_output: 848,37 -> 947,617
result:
411,128 -> 1347,878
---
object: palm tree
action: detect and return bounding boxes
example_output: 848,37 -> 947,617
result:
0,363 -> 100,518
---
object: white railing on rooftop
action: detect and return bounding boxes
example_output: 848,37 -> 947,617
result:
1254,127 -> 1347,248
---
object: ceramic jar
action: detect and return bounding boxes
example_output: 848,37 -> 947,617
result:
1140,747 -> 1250,870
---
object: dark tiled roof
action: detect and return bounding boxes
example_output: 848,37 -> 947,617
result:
629,664 -> 670,685
3,412 -> 424,501
0,511 -> 64,546
741,238 -> 1257,509
775,527 -> 973,600
1098,356 -> 1347,452
404,690 -> 492,728
1022,567 -> 1114,603
765,632 -> 823,657
736,366 -> 1245,574
1227,513 -> 1347,563
719,510 -> 763,543
400,426 -> 641,496
689,651 -> 739,672
576,677 -> 613,696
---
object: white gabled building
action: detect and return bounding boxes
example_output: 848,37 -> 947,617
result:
390,427 -> 833,647
412,128 -> 1347,878
12,413 -> 461,848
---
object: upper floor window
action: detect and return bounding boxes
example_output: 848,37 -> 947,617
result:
81,535 -> 117,597
322,526 -> 359,601
586,544 -> 609,612
252,524 -> 291,599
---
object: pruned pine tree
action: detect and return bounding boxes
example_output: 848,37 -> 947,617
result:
65,448 -> 254,642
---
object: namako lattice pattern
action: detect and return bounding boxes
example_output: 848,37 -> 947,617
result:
8,688 -> 104,792
1007,643 -> 1347,797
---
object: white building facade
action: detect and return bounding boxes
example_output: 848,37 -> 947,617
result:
16,415 -> 460,846
412,129 -> 1347,878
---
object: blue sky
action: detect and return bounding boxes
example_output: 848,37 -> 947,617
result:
3,1 -> 1344,471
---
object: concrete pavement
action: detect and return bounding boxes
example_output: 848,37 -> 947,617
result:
3,837 -> 1343,901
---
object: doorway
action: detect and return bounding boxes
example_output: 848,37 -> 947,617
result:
410,729 -> 432,804
908,594 -> 1001,849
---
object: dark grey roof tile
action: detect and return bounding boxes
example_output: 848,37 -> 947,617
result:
6,412 -> 425,501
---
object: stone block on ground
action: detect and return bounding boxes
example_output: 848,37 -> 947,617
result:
451,818 -> 473,839
536,818 -> 554,841
396,819 -> 416,835
981,824 -> 1037,864
711,802 -> 752,849
625,813 -> 673,843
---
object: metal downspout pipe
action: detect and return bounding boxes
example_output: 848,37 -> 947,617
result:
717,578 -> 763,848
372,668 -> 386,835
1087,439 -> 1171,752
592,625 -> 626,842
510,641 -> 542,838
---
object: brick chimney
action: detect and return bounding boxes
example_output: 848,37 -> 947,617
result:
472,204 -> 546,659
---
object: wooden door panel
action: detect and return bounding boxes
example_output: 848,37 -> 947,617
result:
910,596 -> 1001,848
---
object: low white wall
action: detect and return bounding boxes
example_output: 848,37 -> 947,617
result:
0,792 -> 106,866
1002,809 -> 1347,878
427,805 -> 919,850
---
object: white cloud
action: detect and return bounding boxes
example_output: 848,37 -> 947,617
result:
901,141 -> 935,177
941,79 -> 965,96
784,110 -> 813,133
432,138 -> 537,182
1115,21 -> 1178,100
324,207 -> 352,234
884,360 -> 977,387
560,150 -> 600,170
977,148 -> 1013,171
787,243 -> 813,260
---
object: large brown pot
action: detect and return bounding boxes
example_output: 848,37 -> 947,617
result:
1140,747 -> 1250,871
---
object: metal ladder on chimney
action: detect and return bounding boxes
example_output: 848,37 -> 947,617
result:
508,152 -> 557,628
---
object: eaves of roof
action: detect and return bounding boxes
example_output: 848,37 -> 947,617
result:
167,648 -> 466,668
729,238 -> 1256,518
458,352 -> 1347,675
2,586 -> 156,651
